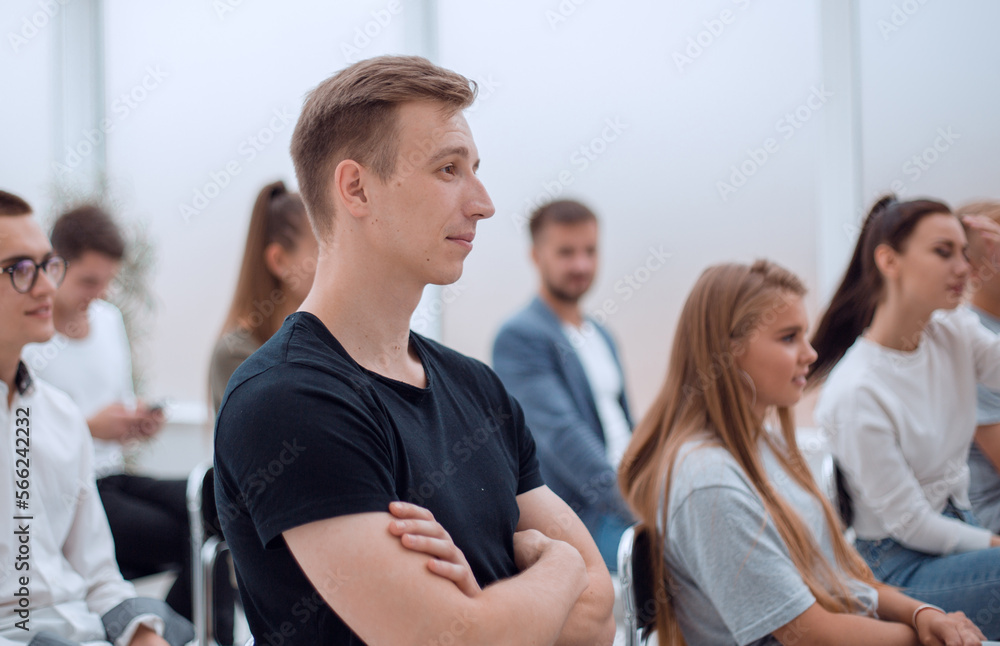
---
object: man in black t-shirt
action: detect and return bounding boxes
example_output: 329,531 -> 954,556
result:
214,56 -> 615,646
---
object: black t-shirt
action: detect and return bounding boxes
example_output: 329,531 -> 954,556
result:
215,312 -> 544,645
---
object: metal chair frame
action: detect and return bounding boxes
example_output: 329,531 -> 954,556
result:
186,461 -> 230,646
617,524 -> 656,646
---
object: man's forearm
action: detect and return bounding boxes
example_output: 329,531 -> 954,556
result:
552,561 -> 616,646
461,540 -> 589,646
514,487 -> 617,646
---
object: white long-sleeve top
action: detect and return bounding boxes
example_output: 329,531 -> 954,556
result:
815,307 -> 1000,554
0,362 -> 144,643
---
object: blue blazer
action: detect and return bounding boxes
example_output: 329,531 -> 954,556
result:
492,296 -> 633,535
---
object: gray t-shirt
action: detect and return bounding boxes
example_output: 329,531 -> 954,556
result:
968,305 -> 1000,533
664,437 -> 878,646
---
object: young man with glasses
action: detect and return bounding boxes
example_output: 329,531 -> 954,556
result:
0,189 -> 190,646
215,56 -> 615,646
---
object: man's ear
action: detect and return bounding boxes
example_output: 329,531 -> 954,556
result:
333,159 -> 370,219
873,243 -> 898,280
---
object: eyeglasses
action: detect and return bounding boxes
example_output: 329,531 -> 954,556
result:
1,256 -> 68,293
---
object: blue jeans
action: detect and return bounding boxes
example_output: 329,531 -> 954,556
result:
594,513 -> 632,573
855,505 -> 1000,639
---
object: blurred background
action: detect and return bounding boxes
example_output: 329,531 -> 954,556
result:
2,0 -> 998,471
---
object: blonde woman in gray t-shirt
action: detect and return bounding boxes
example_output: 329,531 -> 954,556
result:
619,260 -> 985,646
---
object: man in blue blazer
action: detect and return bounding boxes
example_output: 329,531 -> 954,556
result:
493,199 -> 633,571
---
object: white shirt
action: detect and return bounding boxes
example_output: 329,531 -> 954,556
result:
0,363 -> 159,645
562,321 -> 631,467
814,307 -> 1000,554
23,300 -> 135,477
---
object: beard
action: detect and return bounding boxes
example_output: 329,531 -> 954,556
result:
544,276 -> 591,304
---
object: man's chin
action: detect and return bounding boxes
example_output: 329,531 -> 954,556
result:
429,266 -> 464,287
548,287 -> 585,304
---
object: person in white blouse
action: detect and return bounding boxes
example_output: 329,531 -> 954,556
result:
0,190 -> 190,645
810,195 -> 1000,637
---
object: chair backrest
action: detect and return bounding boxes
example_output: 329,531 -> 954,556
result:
187,461 -> 225,540
618,524 -> 657,646
833,461 -> 854,529
201,466 -> 223,538
796,429 -> 853,531
186,460 -> 232,646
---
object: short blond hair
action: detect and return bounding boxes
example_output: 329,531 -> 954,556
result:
290,56 -> 477,239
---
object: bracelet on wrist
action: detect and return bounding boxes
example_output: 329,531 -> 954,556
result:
912,603 -> 945,628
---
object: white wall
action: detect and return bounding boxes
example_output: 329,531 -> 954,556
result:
441,0 -> 824,412
2,0 -> 999,430
1,0 -> 59,213
857,1 -> 1000,211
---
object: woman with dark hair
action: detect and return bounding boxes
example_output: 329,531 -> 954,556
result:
618,259 -> 985,645
209,180 -> 317,413
811,195 -> 1000,635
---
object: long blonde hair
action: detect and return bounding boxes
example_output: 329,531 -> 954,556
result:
619,260 -> 876,645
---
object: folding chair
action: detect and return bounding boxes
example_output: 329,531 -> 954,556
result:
617,524 -> 657,646
186,461 -> 230,646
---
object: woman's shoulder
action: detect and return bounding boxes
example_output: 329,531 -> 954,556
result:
816,337 -> 902,418
927,306 -> 991,351
670,438 -> 755,501
211,327 -> 261,370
